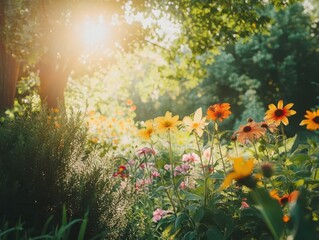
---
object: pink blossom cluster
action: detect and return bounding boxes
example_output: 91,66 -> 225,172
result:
152,208 -> 168,223
174,164 -> 191,176
137,147 -> 156,156
182,153 -> 200,163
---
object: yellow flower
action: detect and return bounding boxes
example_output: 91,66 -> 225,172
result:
138,120 -> 155,140
220,157 -> 255,190
264,100 -> 296,126
299,109 -> 319,131
154,111 -> 182,133
183,108 -> 208,137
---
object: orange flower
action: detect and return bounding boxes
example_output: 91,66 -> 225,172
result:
264,100 -> 296,126
207,103 -> 231,122
283,215 -> 290,223
270,190 -> 299,205
234,121 -> 266,144
138,120 -> 154,140
154,111 -> 182,133
299,109 -> 319,131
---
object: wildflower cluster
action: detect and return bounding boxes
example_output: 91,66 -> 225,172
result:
115,100 -> 319,239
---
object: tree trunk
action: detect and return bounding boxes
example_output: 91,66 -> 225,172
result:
0,2 -> 20,112
39,50 -> 71,109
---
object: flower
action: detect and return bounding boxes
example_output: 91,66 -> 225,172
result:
269,190 -> 299,205
182,153 -> 200,163
299,109 -> 319,131
264,100 -> 296,126
240,201 -> 250,209
164,164 -> 171,171
138,120 -> 155,140
154,111 -> 182,133
220,157 -> 255,190
151,171 -> 160,178
183,108 -> 208,136
234,121 -> 266,144
174,164 -> 191,176
113,165 -> 129,178
137,147 -> 156,156
259,121 -> 278,133
152,208 -> 167,223
206,103 -> 231,122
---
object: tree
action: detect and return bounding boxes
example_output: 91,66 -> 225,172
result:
0,0 -> 300,111
201,3 -> 319,132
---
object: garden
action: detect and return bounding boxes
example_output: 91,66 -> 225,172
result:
0,0 -> 319,239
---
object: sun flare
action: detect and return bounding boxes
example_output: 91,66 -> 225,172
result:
79,15 -> 109,47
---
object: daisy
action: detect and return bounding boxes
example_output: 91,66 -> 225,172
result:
234,121 -> 266,144
206,103 -> 231,122
264,100 -> 296,126
154,111 -> 182,133
299,109 -> 319,131
183,107 -> 208,137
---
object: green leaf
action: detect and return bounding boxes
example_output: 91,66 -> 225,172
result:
181,190 -> 203,201
192,206 -> 205,223
290,154 -> 311,165
209,172 -> 224,180
175,212 -> 189,229
206,227 -> 224,240
250,188 -> 284,240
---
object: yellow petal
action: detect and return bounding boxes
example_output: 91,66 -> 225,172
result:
281,117 -> 289,126
285,103 -> 294,110
277,100 -> 283,109
268,104 -> 277,110
220,172 -> 237,190
289,110 -> 296,116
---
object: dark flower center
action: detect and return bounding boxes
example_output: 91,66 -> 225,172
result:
274,109 -> 284,117
261,123 -> 268,129
216,112 -> 223,118
243,126 -> 252,132
280,196 -> 289,204
313,116 -> 319,124
164,121 -> 172,127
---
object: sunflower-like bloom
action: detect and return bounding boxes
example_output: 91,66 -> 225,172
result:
269,190 -> 299,205
206,103 -> 231,122
234,121 -> 266,144
154,111 -> 182,133
138,120 -> 155,140
264,100 -> 296,126
220,157 -> 255,190
299,109 -> 319,131
183,108 -> 208,137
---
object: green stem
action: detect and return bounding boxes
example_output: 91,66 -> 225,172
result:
214,122 -> 226,175
195,134 -> 207,206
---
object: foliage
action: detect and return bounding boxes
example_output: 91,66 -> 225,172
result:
0,106 -> 137,239
117,101 -> 319,239
200,3 -> 319,133
0,207 -> 88,240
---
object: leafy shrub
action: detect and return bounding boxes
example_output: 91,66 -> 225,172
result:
0,106 -> 136,239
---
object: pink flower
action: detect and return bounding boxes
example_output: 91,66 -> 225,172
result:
137,147 -> 156,156
152,208 -> 167,223
164,164 -> 171,171
174,164 -> 191,176
152,171 -> 160,178
182,153 -> 200,163
180,181 -> 187,189
240,201 -> 250,209
203,148 -> 211,160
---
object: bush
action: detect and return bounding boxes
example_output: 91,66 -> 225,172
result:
0,106 -> 136,239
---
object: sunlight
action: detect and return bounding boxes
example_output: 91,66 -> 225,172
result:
79,15 -> 109,48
